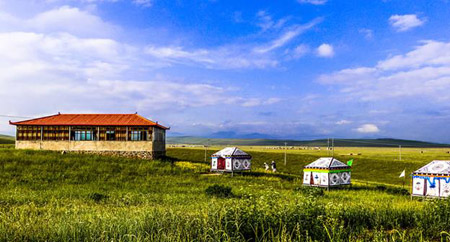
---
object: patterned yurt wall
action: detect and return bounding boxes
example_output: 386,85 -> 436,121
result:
412,160 -> 450,197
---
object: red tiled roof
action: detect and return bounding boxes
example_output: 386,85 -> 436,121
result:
9,113 -> 169,129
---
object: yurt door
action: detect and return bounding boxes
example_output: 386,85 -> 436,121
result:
412,177 -> 425,196
217,157 -> 226,170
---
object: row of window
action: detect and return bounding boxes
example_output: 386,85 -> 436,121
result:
71,130 -> 147,141
16,126 -> 152,141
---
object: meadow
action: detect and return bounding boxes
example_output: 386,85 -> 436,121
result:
1,144 -> 450,241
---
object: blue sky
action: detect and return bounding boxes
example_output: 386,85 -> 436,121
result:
1,0 -> 450,142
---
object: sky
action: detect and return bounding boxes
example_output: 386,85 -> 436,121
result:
1,0 -> 450,142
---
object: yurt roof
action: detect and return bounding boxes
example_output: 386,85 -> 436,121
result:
413,160 -> 450,175
212,147 -> 251,158
304,157 -> 350,169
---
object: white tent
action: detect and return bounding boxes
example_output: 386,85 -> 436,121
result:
211,147 -> 252,172
303,157 -> 351,187
412,160 -> 450,198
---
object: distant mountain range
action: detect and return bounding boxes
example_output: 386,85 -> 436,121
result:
167,136 -> 450,148
207,131 -> 276,139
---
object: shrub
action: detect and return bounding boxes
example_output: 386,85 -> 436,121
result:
205,184 -> 233,198
294,186 -> 325,197
375,185 -> 387,191
385,187 -> 409,196
376,185 -> 409,196
88,192 -> 109,203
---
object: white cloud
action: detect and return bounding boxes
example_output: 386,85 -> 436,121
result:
132,0 -> 152,7
5,6 -> 320,71
0,5 -> 284,133
256,10 -> 288,32
44,0 -> 151,7
376,40 -> 450,70
355,124 -> 380,133
0,6 -> 118,37
241,98 -> 281,107
359,28 -> 373,39
285,44 -> 310,60
389,14 -> 425,32
297,0 -> 327,5
145,46 -> 213,64
318,67 -> 376,84
317,40 -> 450,102
255,29 -> 302,53
0,31 -> 279,114
292,44 -> 309,59
253,17 -> 321,54
145,45 -> 278,69
336,120 -> 352,125
0,2 -> 317,137
316,43 -> 334,57
30,6 -> 117,37
146,18 -> 321,69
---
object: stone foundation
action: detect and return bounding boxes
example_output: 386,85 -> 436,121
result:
70,150 -> 159,159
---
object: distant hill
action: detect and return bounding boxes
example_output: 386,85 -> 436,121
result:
208,131 -> 275,139
167,136 -> 450,148
0,134 -> 14,144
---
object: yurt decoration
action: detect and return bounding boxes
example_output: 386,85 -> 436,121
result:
412,160 -> 450,198
303,157 -> 351,187
211,147 -> 252,173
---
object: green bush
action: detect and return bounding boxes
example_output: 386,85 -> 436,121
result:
88,192 -> 109,203
375,185 -> 387,191
205,184 -> 233,198
386,187 -> 409,196
376,185 -> 409,196
294,186 -> 325,197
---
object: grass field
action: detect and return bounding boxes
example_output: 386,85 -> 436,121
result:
2,144 -> 450,241
169,146 -> 450,186
0,134 -> 14,144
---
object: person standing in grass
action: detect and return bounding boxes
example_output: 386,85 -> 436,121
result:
264,162 -> 269,171
271,161 -> 277,172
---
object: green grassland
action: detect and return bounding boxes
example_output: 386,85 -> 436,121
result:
2,145 -> 450,241
170,146 -> 450,186
0,134 -> 14,144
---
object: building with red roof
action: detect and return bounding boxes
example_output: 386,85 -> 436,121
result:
9,113 -> 169,159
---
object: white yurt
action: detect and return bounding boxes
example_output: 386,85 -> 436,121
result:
303,157 -> 351,187
211,147 -> 252,172
412,160 -> 450,198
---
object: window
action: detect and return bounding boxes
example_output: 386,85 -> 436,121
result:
106,130 -> 115,140
130,131 -> 142,141
115,127 -> 127,141
128,127 -> 148,141
17,126 -> 41,141
42,126 -> 69,141
73,128 -> 95,141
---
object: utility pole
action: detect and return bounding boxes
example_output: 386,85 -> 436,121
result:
327,138 -> 330,156
331,138 -> 334,157
284,142 -> 287,166
204,139 -> 210,162
399,145 -> 402,161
